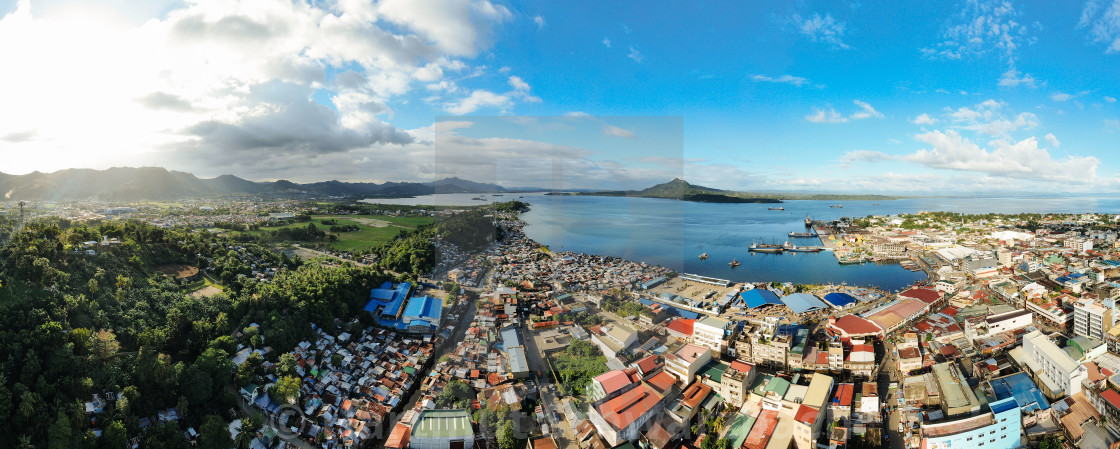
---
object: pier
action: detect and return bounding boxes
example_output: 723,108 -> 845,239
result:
679,273 -> 733,287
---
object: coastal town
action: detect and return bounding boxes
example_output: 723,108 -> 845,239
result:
9,197 -> 1120,449
137,202 -> 1120,449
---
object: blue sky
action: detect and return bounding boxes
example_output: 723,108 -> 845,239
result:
1,0 -> 1119,194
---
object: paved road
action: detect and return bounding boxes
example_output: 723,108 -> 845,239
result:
520,321 -> 578,449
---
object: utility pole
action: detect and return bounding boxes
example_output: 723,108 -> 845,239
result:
18,201 -> 26,230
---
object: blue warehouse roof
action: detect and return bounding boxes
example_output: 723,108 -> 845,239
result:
403,295 -> 443,321
780,293 -> 828,314
823,292 -> 858,308
741,289 -> 782,309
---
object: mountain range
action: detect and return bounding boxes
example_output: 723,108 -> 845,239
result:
0,167 -> 513,201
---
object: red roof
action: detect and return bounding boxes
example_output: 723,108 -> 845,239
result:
1103,389 -> 1120,411
942,306 -> 960,316
851,344 -> 873,354
830,315 -> 883,337
646,371 -> 678,393
386,424 -> 411,449
831,383 -> 854,407
679,382 -> 713,409
795,405 -> 820,425
898,347 -> 921,360
743,410 -> 779,449
666,318 -> 696,336
729,360 -> 753,374
596,383 -> 662,431
595,370 -> 634,395
900,288 -> 941,304
636,355 -> 662,374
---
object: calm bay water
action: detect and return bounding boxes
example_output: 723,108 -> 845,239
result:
364,193 -> 1120,291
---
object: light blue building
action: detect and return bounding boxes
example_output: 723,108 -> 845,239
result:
920,397 -> 1020,449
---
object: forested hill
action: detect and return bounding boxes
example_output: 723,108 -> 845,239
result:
0,202 -> 510,447
564,178 -> 782,203
0,167 -> 511,201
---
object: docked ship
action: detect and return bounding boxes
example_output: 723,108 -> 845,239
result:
768,206 -> 785,210
749,242 -> 784,253
804,215 -> 813,227
783,243 -> 823,252
788,232 -> 817,238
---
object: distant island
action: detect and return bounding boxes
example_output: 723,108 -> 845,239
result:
552,178 -> 781,203
554,178 -> 905,202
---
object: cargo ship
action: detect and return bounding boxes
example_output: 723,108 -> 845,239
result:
749,242 -> 784,253
784,243 -> 823,252
768,206 -> 785,210
788,232 -> 817,238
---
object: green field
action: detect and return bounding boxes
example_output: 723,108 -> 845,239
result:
240,215 -> 434,251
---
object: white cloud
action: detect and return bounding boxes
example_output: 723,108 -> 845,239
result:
444,89 -> 511,114
603,125 -> 636,139
1044,133 -> 1061,148
850,100 -> 884,119
508,76 -> 530,92
751,74 -> 811,86
838,150 -> 897,162
911,113 -> 938,125
533,15 -> 544,29
1078,0 -> 1120,53
602,37 -> 611,48
790,13 -> 850,49
1051,92 -> 1074,102
997,69 -> 1039,88
1106,96 -> 1118,102
628,46 -> 643,62
906,129 -> 1099,183
805,107 -> 848,123
806,100 -> 882,123
922,0 -> 1030,63
0,0 -> 530,176
942,99 -> 1037,137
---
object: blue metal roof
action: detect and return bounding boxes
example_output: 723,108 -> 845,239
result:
990,373 -> 1048,412
780,293 -> 829,314
403,295 -> 443,321
824,292 -> 857,308
741,289 -> 782,308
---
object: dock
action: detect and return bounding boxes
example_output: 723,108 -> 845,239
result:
679,273 -> 733,287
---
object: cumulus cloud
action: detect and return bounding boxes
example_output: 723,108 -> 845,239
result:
806,100 -> 882,123
751,74 -> 810,86
997,69 -> 1039,88
1078,0 -> 1120,53
1044,133 -> 1060,147
838,150 -> 897,163
922,0 -> 1031,63
943,99 -> 1037,136
0,0 -> 534,176
911,113 -> 938,125
906,129 -> 1098,183
791,13 -> 850,49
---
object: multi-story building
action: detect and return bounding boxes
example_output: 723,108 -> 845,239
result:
751,334 -> 792,369
1014,331 -> 1088,399
588,383 -> 666,446
1074,298 -> 1116,342
1066,237 -> 1094,253
964,308 -> 1033,341
692,316 -> 732,357
845,344 -> 875,378
719,361 -> 755,408
664,344 -> 712,383
919,398 -> 1020,449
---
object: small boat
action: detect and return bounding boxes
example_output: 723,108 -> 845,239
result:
872,203 -> 879,206
699,252 -> 709,260
804,215 -> 813,227
729,259 -> 741,268
768,206 -> 785,211
788,232 -> 817,238
830,204 -> 843,208
749,242 -> 784,253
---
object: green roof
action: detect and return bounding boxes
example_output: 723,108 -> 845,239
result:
412,409 -> 473,438
725,414 -> 757,448
404,366 -> 417,375
764,377 -> 791,397
700,361 -> 729,383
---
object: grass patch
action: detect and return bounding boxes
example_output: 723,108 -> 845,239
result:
236,215 -> 435,252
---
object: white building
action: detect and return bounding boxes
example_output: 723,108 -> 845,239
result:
1066,237 -> 1094,253
664,344 -> 712,383
1074,298 -> 1116,342
692,316 -> 731,357
1016,331 -> 1088,398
